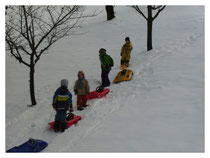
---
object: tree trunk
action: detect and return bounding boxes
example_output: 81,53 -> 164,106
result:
147,19 -> 153,51
105,6 -> 115,21
147,6 -> 153,51
29,56 -> 36,106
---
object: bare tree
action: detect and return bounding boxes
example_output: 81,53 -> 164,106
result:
6,6 -> 97,106
132,5 -> 166,51
105,5 -> 115,21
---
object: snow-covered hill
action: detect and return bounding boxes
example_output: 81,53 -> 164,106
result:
6,6 -> 204,152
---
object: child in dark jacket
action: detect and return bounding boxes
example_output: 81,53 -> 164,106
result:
74,71 -> 90,111
52,79 -> 73,132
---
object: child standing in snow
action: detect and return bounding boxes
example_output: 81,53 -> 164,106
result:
121,37 -> 133,67
99,48 -> 114,87
52,79 -> 73,132
74,71 -> 90,111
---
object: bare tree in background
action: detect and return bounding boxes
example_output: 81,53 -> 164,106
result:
132,5 -> 166,51
6,6 -> 97,106
105,5 -> 115,21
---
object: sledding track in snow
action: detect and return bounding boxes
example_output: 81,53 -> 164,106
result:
6,6 -> 204,152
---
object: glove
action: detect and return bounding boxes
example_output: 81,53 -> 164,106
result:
52,103 -> 56,109
74,89 -> 78,95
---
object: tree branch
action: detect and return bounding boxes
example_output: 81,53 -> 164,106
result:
152,6 -> 166,20
34,6 -> 79,50
22,6 -> 33,49
6,39 -> 30,67
132,6 -> 148,20
151,5 -> 163,10
6,6 -> 98,66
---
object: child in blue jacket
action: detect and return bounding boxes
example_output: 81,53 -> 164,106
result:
52,79 -> 73,132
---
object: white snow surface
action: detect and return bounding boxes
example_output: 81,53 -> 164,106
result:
6,6 -> 204,152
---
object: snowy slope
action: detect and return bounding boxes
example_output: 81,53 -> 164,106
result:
6,6 -> 204,152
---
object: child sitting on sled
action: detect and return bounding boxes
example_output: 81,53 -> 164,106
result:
52,79 -> 73,132
74,71 -> 90,111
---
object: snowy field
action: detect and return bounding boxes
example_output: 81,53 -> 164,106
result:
5,5 -> 204,154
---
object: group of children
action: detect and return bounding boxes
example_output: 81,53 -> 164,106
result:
52,71 -> 89,132
52,37 -> 133,132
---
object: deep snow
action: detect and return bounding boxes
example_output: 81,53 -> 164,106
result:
5,6 -> 204,153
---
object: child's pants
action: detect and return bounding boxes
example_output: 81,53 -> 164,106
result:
54,110 -> 67,130
77,95 -> 87,108
101,70 -> 110,87
55,110 -> 67,123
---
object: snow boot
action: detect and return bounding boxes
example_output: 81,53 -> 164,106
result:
101,83 -> 110,88
61,123 -> 67,133
82,104 -> 89,107
53,121 -> 59,132
77,107 -> 84,111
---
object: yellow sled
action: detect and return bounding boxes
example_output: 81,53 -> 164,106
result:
113,67 -> 133,83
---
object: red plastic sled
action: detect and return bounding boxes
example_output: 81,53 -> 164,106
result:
48,115 -> 81,130
87,88 -> 110,100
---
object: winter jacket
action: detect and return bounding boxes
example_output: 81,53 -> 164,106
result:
53,86 -> 72,111
74,78 -> 90,95
121,42 -> 133,61
99,51 -> 112,71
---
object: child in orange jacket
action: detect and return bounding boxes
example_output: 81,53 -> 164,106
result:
121,37 -> 133,67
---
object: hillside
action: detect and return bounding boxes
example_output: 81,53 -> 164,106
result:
6,6 -> 204,152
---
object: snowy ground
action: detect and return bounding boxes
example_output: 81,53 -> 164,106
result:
5,6 -> 204,153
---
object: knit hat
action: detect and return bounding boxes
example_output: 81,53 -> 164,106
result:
60,79 -> 69,87
125,37 -> 130,41
99,48 -> 106,53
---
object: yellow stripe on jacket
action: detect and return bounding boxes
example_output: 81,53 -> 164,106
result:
54,95 -> 70,103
